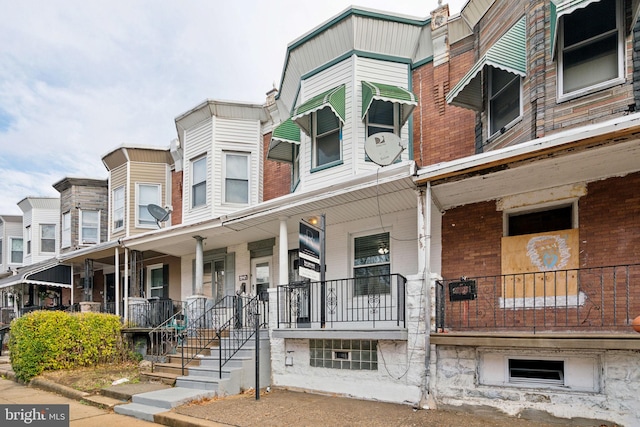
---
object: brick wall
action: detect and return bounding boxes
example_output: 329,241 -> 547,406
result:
171,170 -> 183,226
441,200 -> 503,279
262,131 -> 292,201
580,172 -> 640,267
412,50 -> 477,168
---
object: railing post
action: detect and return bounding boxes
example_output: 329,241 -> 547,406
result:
255,310 -> 260,401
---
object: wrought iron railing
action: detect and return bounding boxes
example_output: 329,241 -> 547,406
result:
435,264 -> 640,333
277,274 -> 406,329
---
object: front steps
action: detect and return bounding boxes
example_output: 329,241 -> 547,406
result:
116,328 -> 270,421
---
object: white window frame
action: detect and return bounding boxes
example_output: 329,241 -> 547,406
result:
10,237 -> 23,264
26,225 -> 31,255
191,155 -> 207,209
136,183 -> 162,228
79,210 -> 100,245
352,231 -> 391,296
292,144 -> 300,191
112,186 -> 125,231
61,211 -> 71,248
488,67 -> 522,137
223,152 -> 250,205
557,0 -> 624,102
40,224 -> 56,254
147,263 -> 164,298
312,107 -> 342,169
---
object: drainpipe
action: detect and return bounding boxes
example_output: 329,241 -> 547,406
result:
279,217 -> 288,286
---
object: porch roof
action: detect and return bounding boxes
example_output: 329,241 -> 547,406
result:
414,113 -> 640,210
122,161 -> 417,257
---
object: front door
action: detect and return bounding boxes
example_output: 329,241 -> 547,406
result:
251,256 -> 271,300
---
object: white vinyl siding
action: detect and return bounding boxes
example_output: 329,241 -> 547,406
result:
183,118 -> 213,224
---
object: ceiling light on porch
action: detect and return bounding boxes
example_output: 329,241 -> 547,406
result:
378,244 -> 389,255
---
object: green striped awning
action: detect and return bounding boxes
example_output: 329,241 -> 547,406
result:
550,0 -> 603,58
267,117 -> 300,163
447,16 -> 526,111
292,85 -> 345,135
361,81 -> 417,126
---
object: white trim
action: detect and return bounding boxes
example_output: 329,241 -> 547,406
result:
146,263 -> 164,298
190,155 -> 207,209
557,0 -> 624,102
135,183 -> 162,229
222,151 -> 250,206
79,209 -> 100,245
61,211 -> 71,249
112,186 -> 125,232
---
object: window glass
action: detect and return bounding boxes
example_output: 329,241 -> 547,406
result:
113,186 -> 124,230
225,154 -> 249,204
11,238 -> 23,263
26,226 -> 31,254
354,232 -> 390,296
489,68 -> 521,135
314,108 -> 341,167
81,210 -> 99,244
138,184 -> 160,226
41,224 -> 56,253
192,156 -> 207,208
560,0 -> 620,96
149,266 -> 164,298
62,212 -> 71,248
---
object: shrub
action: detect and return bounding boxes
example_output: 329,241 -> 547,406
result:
9,311 -> 129,382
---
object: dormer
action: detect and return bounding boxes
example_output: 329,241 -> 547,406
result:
174,99 -> 269,225
266,7 -> 429,193
101,145 -> 173,239
17,197 -> 60,265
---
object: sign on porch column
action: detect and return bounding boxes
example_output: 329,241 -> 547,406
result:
299,221 -> 321,281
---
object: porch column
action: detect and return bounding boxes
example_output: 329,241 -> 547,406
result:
279,217 -> 288,286
124,247 -> 129,323
115,246 -> 120,317
193,235 -> 205,295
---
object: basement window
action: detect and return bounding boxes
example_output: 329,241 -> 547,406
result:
507,205 -> 573,236
509,359 -> 564,386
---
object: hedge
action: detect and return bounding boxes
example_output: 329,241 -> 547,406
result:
8,311 -> 129,382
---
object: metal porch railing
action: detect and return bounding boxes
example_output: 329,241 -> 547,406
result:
435,264 -> 640,333
277,274 -> 406,329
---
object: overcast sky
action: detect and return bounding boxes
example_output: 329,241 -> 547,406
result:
0,0 -> 466,215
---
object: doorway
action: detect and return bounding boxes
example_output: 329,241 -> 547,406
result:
251,256 -> 271,301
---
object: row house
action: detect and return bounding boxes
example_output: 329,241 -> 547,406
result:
0,1 -> 638,425
417,0 -> 640,425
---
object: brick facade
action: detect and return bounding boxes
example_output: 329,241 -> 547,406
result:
171,170 -> 183,226
262,131 -> 292,201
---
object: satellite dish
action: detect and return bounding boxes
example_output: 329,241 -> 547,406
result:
365,132 -> 404,166
147,204 -> 170,227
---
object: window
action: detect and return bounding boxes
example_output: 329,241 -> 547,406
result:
313,107 -> 341,168
292,144 -> 300,190
10,238 -> 22,263
112,186 -> 124,230
80,210 -> 99,244
366,100 -> 397,137
26,226 -> 31,255
147,264 -> 165,298
136,184 -> 161,227
191,156 -> 207,208
558,0 -> 623,98
41,224 -> 56,253
509,359 -> 564,386
61,212 -> 71,248
507,205 -> 573,236
224,153 -> 249,204
0,239 -> 3,264
489,67 -> 521,136
353,232 -> 391,296
310,339 -> 378,370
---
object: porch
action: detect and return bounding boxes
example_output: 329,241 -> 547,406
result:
274,274 -> 407,339
434,263 -> 640,335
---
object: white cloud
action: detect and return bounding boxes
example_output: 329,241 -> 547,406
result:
0,0 -> 466,214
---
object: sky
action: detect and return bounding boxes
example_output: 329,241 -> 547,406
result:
0,0 -> 467,215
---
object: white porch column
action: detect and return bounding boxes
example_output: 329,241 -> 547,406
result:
115,246 -> 120,317
193,235 -> 205,295
279,217 -> 288,286
124,247 -> 129,323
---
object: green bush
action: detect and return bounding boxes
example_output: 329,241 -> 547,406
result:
8,311 -> 130,382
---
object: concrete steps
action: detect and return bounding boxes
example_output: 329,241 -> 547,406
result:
117,327 -> 270,422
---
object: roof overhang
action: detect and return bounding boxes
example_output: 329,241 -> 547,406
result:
415,113 -> 640,210
123,161 -> 418,257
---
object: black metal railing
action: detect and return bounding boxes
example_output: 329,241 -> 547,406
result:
435,264 -> 640,333
277,274 -> 406,329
